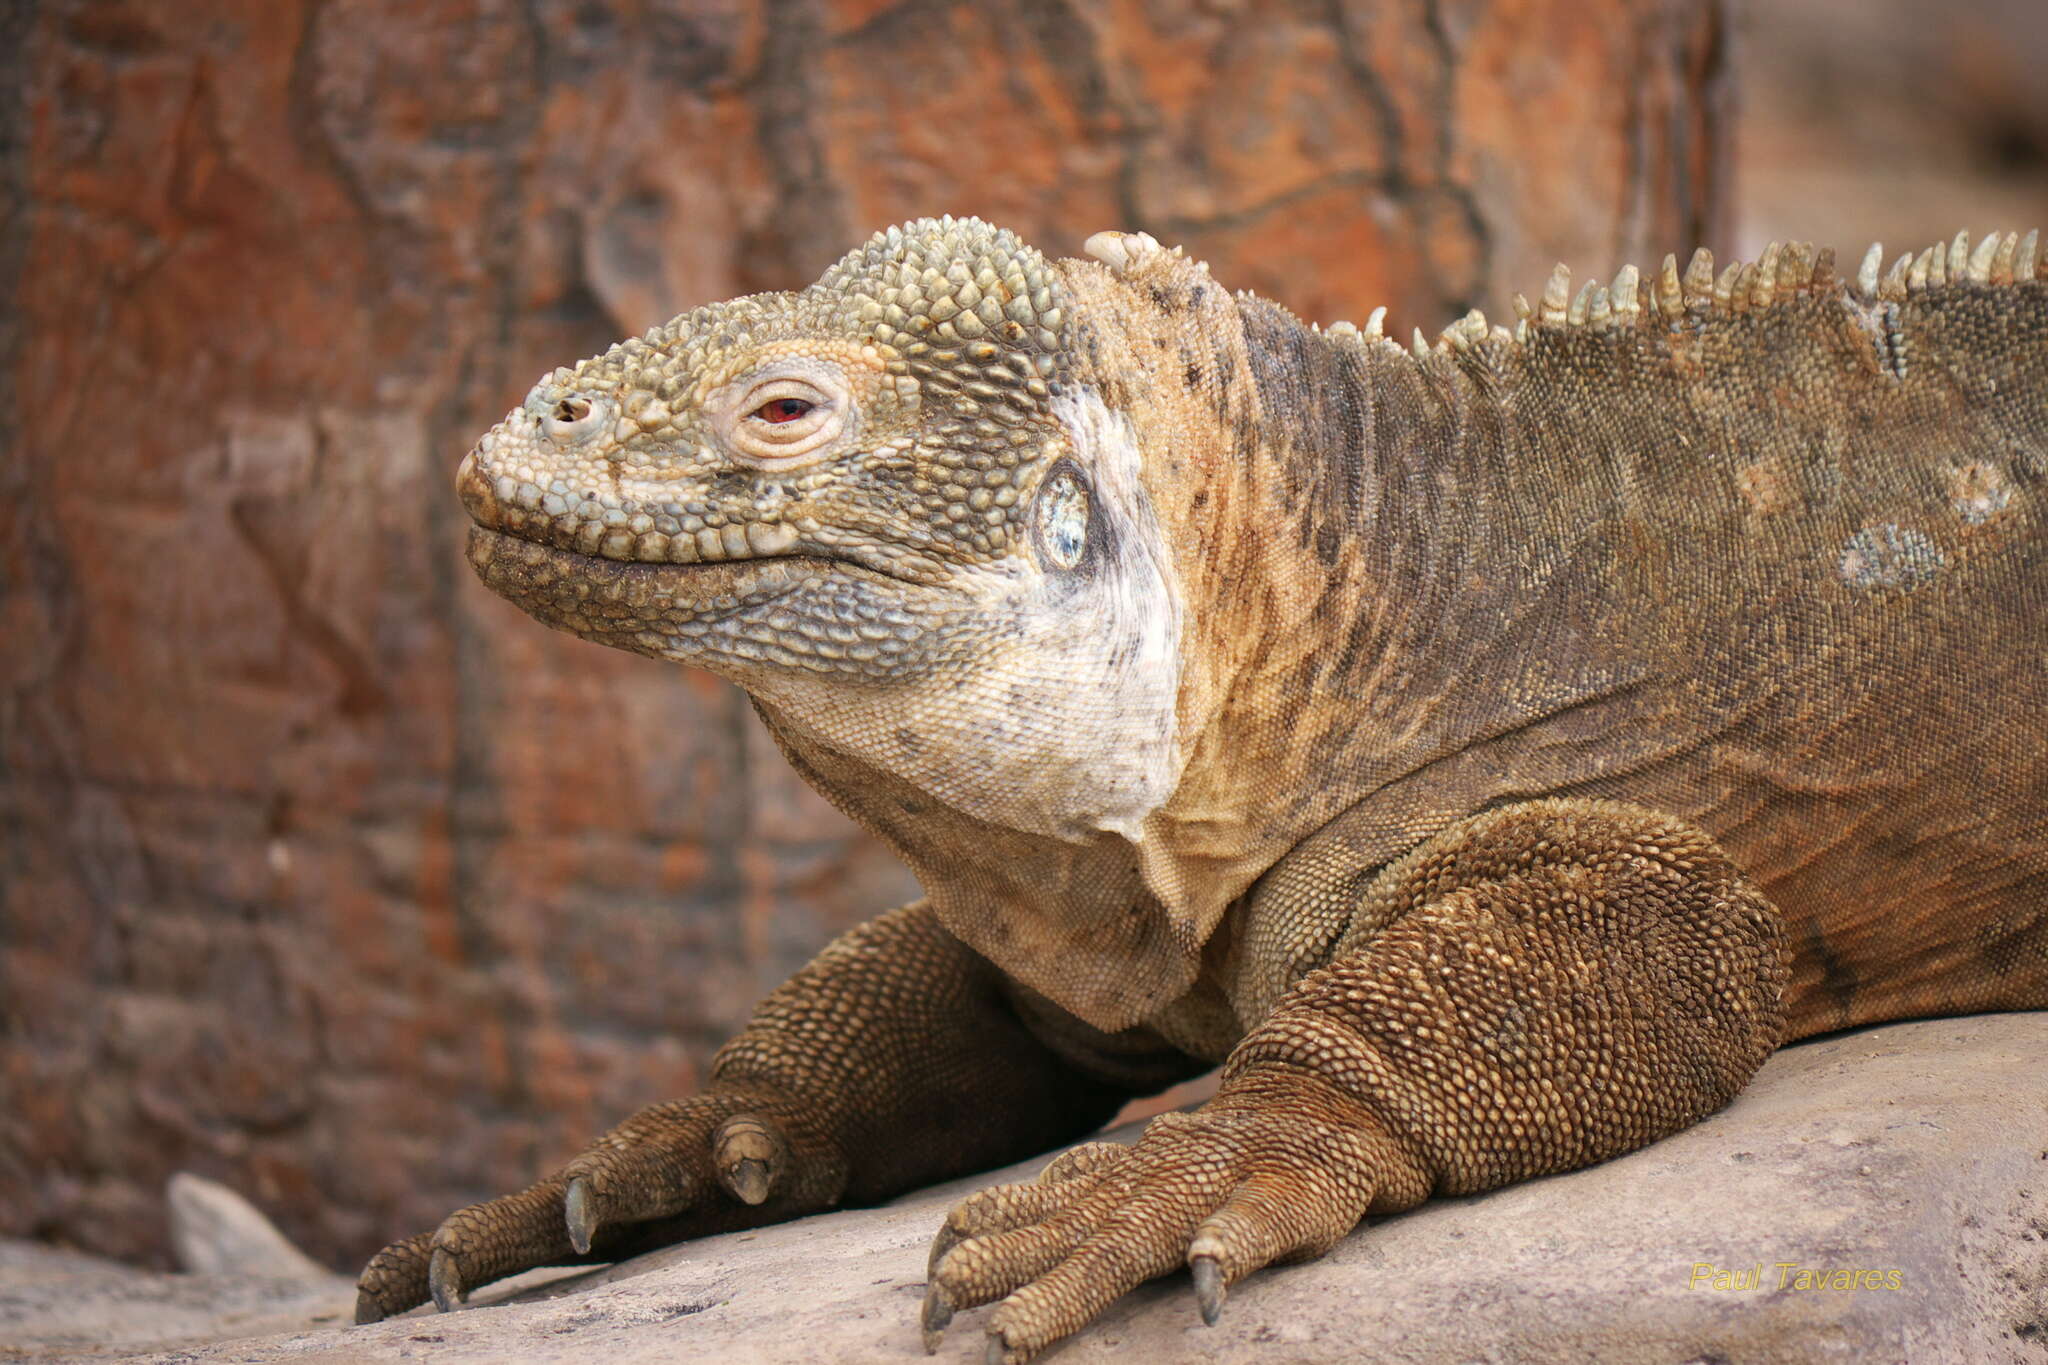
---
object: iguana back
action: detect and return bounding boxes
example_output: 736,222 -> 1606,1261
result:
1115,235 -> 2048,1042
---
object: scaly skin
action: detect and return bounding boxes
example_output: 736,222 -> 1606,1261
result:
360,218 -> 2048,1356
354,902 -> 1199,1320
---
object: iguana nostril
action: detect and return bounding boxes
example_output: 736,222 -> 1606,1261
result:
540,391 -> 609,446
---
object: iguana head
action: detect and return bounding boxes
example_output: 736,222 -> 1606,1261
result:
460,217 -> 1186,847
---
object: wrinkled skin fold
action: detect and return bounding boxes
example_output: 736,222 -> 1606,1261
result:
357,218 -> 2048,1358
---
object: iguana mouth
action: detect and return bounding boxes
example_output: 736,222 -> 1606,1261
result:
455,444 -> 947,601
456,445 -> 817,570
465,525 -> 843,606
464,523 -> 954,680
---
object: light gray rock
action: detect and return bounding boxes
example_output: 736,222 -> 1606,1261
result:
0,1238 -> 353,1361
6,1014 -> 2046,1363
167,1173 -> 344,1284
0,1175 -> 357,1361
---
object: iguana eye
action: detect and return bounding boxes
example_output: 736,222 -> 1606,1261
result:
753,397 -> 815,424
724,372 -> 846,467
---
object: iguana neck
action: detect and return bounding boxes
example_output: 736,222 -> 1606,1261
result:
1053,254 -> 1503,965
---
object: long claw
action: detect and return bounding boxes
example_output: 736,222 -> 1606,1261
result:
985,1332 -> 1010,1365
427,1247 -> 464,1313
564,1177 -> 598,1255
920,1285 -> 954,1354
1191,1254 -> 1225,1326
354,1289 -> 388,1325
712,1114 -> 784,1205
728,1157 -> 770,1206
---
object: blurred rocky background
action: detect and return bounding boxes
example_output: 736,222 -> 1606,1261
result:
3,0 -> 2044,1278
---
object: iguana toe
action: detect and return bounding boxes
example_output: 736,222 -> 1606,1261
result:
711,1113 -> 788,1206
360,1179 -> 581,1318
352,1229 -> 432,1324
558,1136 -> 701,1241
928,1212 -> 1093,1322
1031,1140 -> 1128,1186
926,1172 -> 1104,1278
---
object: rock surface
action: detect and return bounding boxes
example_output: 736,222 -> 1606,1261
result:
8,1015 -> 2044,1364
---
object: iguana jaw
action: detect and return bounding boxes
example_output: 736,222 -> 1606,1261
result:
462,526 -> 949,671
456,436 -> 974,682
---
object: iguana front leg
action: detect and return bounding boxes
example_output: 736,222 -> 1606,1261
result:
923,800 -> 1790,1362
355,903 -> 1199,1323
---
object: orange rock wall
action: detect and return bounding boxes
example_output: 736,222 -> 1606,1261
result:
1,0 -> 1730,1267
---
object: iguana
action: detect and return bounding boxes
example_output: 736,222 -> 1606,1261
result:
354,217 -> 2048,1360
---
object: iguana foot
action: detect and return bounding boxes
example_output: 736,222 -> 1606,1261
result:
354,1094 -> 844,1323
926,800 -> 1790,1361
922,1074 -> 1428,1363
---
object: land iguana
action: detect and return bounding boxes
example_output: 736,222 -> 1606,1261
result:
354,217 -> 2048,1360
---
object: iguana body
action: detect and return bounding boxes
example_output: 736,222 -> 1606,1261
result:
357,219 -> 2048,1359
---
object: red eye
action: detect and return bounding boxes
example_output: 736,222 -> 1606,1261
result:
754,397 -> 814,424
